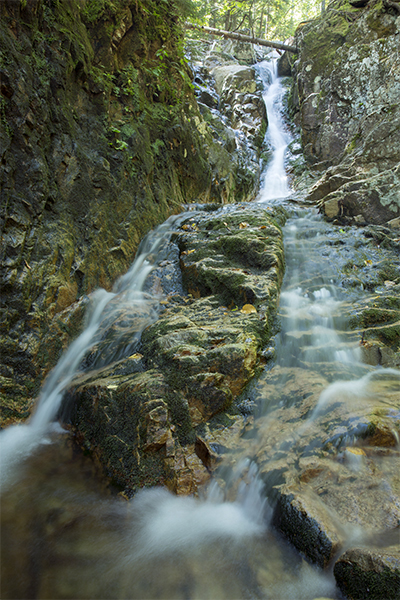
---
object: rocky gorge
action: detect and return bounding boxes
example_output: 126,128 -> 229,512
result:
1,0 -> 400,599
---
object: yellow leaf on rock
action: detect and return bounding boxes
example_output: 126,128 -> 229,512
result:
239,222 -> 249,229
129,353 -> 143,360
241,304 -> 257,314
346,447 -> 366,456
365,259 -> 373,266
259,225 -> 267,229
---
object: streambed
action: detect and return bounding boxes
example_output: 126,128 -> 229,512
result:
1,57 -> 399,600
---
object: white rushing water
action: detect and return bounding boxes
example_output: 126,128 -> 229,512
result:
274,215 -> 363,371
0,213 -> 189,489
257,59 -> 292,202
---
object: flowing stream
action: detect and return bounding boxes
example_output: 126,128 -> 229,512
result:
1,58 -> 399,600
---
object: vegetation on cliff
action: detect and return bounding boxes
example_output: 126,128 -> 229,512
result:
0,0 -> 214,423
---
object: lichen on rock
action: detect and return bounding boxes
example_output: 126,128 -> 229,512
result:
289,0 -> 400,225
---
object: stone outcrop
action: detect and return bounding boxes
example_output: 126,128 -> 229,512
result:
188,38 -> 268,203
62,204 -> 286,495
334,546 -> 400,600
289,0 -> 400,224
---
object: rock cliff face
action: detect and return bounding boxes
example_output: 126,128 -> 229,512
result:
0,1 -> 267,424
290,0 -> 400,224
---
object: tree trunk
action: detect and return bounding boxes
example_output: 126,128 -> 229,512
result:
185,23 -> 298,53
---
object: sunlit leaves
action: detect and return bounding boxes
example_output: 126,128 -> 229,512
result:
188,0 -> 322,40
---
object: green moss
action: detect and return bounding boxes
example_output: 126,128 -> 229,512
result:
0,96 -> 13,139
378,263 -> 400,283
367,0 -> 397,37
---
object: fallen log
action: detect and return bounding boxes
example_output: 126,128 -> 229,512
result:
185,23 -> 298,54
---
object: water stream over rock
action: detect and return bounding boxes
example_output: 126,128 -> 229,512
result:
1,56 -> 399,600
257,60 -> 291,202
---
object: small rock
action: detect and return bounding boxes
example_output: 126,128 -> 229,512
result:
324,198 -> 339,219
272,486 -> 343,568
387,217 -> 400,229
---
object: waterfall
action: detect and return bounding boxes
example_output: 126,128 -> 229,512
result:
1,56 -> 399,600
257,59 -> 292,202
0,213 -> 190,489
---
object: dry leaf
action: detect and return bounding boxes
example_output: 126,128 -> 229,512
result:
364,259 -> 373,266
241,304 -> 257,314
239,222 -> 249,229
346,447 -> 366,456
259,225 -> 267,230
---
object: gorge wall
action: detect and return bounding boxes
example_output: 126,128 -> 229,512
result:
288,0 -> 400,225
0,0 -> 267,424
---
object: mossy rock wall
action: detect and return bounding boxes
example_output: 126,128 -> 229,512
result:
0,0 -> 217,424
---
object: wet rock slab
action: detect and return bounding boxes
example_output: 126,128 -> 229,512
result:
248,367 -> 400,596
272,485 -> 343,568
64,204 -> 287,495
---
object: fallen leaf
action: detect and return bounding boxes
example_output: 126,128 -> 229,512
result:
239,222 -> 249,229
129,353 -> 143,360
384,280 -> 396,287
259,225 -> 267,229
364,259 -> 373,266
345,447 -> 366,456
241,304 -> 257,315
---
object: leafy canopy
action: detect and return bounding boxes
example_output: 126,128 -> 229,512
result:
187,0 -> 322,40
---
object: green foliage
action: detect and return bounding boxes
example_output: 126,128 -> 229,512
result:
188,0 -> 323,40
27,52 -> 55,88
0,96 -> 13,139
81,0 -> 127,23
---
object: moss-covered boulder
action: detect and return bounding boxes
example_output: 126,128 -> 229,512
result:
63,204 -> 287,494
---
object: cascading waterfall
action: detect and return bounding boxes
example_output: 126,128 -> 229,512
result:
0,212 -> 191,489
1,57 -> 399,600
257,59 -> 292,202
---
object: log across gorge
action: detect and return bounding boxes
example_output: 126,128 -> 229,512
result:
185,23 -> 298,54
